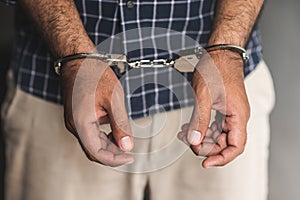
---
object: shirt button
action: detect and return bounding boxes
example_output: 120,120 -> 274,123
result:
127,1 -> 134,8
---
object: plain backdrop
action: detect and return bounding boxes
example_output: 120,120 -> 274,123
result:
0,0 -> 299,199
260,0 -> 300,199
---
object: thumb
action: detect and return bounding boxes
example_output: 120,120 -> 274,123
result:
106,84 -> 134,152
187,92 -> 212,146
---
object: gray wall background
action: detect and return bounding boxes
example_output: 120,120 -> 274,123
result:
260,0 -> 300,199
0,0 -> 299,199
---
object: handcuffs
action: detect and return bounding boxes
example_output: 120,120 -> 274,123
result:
54,44 -> 249,76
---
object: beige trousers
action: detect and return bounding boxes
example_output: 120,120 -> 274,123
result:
2,61 -> 275,200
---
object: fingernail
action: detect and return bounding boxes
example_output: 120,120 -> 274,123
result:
188,130 -> 201,145
120,136 -> 133,151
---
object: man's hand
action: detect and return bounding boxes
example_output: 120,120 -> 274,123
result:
178,51 -> 250,168
18,0 -> 134,167
62,59 -> 134,167
177,0 -> 263,168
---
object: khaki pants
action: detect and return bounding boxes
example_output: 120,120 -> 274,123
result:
2,61 -> 275,200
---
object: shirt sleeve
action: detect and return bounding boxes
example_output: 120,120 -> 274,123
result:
1,0 -> 16,5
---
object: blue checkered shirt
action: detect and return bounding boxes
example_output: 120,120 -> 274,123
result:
3,0 -> 262,119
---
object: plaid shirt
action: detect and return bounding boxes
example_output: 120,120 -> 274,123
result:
3,0 -> 262,119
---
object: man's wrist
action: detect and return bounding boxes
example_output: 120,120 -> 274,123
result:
207,30 -> 247,48
208,50 -> 245,78
57,39 -> 96,58
205,44 -> 249,65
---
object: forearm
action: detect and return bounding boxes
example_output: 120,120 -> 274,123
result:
187,0 -> 260,166
19,0 -> 95,58
209,0 -> 264,47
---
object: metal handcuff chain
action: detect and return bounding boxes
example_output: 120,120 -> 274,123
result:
54,45 -> 249,75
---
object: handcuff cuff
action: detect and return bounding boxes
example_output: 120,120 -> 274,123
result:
54,44 -> 249,76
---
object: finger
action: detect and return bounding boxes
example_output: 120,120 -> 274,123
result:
191,132 -> 227,157
216,133 -> 227,149
97,149 -> 134,167
97,132 -> 133,165
187,90 -> 212,145
205,126 -> 214,138
181,123 -> 189,131
212,129 -> 221,142
210,121 -> 217,132
177,131 -> 190,145
179,126 -> 227,157
215,111 -> 226,132
202,137 -> 215,143
179,124 -> 214,144
105,132 -> 124,154
202,121 -> 247,168
78,122 -> 134,167
106,83 -> 134,152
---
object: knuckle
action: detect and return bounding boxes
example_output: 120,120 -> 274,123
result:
219,163 -> 227,167
64,116 -> 75,133
191,116 -> 210,134
87,155 -> 96,162
117,119 -> 128,128
82,148 -> 97,162
237,145 -> 246,155
87,151 -> 100,163
63,105 -> 77,133
113,118 -> 131,133
192,149 -> 200,156
191,146 -> 201,156
240,145 -> 246,154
